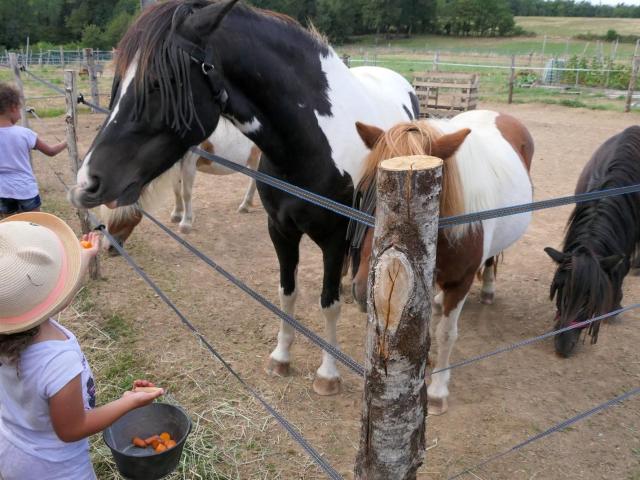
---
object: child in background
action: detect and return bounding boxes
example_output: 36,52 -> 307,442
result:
0,212 -> 164,480
0,82 -> 67,218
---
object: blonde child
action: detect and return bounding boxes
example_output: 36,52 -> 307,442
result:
0,83 -> 67,218
0,212 -> 163,479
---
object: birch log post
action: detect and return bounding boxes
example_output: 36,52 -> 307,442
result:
64,70 -> 101,280
355,155 -> 442,480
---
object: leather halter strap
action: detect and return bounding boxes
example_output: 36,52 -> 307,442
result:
170,32 -> 229,110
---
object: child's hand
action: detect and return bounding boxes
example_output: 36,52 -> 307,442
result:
123,380 -> 164,408
80,232 -> 101,259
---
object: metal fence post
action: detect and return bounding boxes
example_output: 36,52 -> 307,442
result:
355,155 -> 441,480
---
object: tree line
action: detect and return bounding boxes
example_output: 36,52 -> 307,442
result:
1,0 -> 638,50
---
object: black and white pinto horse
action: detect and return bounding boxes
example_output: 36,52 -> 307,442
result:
69,0 -> 419,395
546,125 -> 640,357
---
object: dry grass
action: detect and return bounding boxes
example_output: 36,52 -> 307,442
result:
515,16 -> 640,38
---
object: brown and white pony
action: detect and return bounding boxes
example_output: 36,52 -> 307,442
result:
349,110 -> 534,415
100,118 -> 260,252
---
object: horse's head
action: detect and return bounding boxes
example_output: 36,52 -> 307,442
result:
69,0 -> 240,209
349,121 -> 471,311
545,246 -> 627,357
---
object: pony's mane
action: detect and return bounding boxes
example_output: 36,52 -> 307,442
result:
358,120 -> 465,220
346,121 -> 466,260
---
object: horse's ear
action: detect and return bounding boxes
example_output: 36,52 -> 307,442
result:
431,128 -> 471,160
203,0 -> 238,31
545,247 -> 566,264
600,254 -> 624,272
356,122 -> 384,150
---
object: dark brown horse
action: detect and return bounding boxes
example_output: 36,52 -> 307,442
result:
546,125 -> 640,357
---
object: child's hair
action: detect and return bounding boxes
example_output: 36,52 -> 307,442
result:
0,326 -> 40,369
0,82 -> 21,115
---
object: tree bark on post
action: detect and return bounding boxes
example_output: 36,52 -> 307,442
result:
355,155 -> 442,480
8,53 -> 29,129
64,70 -> 101,280
508,54 -> 516,104
83,48 -> 100,112
625,56 -> 639,113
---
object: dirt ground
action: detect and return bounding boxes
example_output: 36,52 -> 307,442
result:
32,103 -> 639,480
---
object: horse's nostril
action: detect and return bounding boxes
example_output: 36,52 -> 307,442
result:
85,176 -> 101,194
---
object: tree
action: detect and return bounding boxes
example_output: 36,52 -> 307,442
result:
81,24 -> 106,49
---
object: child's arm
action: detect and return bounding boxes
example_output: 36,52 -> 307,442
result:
35,138 -> 67,157
49,377 -> 163,443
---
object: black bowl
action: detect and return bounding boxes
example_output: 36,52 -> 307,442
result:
103,403 -> 191,480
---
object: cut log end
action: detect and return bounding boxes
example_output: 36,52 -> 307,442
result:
380,155 -> 443,173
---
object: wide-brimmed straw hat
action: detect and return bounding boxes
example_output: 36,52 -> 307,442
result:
0,212 -> 83,335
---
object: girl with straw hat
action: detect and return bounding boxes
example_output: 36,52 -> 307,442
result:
0,212 -> 163,479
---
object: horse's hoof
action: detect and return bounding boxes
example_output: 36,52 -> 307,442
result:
427,397 -> 448,416
237,205 -> 250,214
480,291 -> 494,305
265,358 -> 291,377
312,376 -> 341,396
179,224 -> 192,235
170,214 -> 182,224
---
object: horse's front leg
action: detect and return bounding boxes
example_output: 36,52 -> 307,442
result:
266,221 -> 302,378
178,156 -> 197,234
427,278 -> 473,416
312,235 -> 345,396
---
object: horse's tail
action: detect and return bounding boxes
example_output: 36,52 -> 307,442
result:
99,162 -> 181,250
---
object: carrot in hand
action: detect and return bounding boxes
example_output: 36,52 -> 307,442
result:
80,241 -> 92,249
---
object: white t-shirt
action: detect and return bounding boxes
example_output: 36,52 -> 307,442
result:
0,320 -> 96,462
0,125 -> 38,199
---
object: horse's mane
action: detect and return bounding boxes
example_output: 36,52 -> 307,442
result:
358,120 -> 464,218
346,121 -> 466,260
113,1 -> 328,135
552,126 -> 640,342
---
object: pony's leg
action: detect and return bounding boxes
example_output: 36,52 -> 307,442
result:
427,280 -> 472,416
238,179 -> 257,213
313,235 -> 345,396
238,149 -> 261,213
480,257 -> 496,305
433,290 -> 444,316
179,157 -> 197,234
170,161 -> 184,224
266,221 -> 302,378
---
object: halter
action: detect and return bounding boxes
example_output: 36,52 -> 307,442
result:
170,32 -> 229,111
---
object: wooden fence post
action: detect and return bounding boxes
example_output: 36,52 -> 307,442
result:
84,48 -> 100,112
64,70 -> 101,280
355,155 -> 442,480
60,46 -> 65,69
508,54 -> 516,104
432,51 -> 440,72
8,53 -> 29,129
625,56 -> 639,113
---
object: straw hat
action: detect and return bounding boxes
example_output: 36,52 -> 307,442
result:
0,212 -> 83,335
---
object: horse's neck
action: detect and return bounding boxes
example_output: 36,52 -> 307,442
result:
212,12 -> 368,184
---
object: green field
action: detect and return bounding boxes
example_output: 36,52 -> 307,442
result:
515,16 -> 640,37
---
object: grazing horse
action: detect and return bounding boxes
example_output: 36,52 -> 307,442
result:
68,0 -> 419,395
101,117 -> 260,253
349,110 -> 534,414
545,126 -> 640,357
